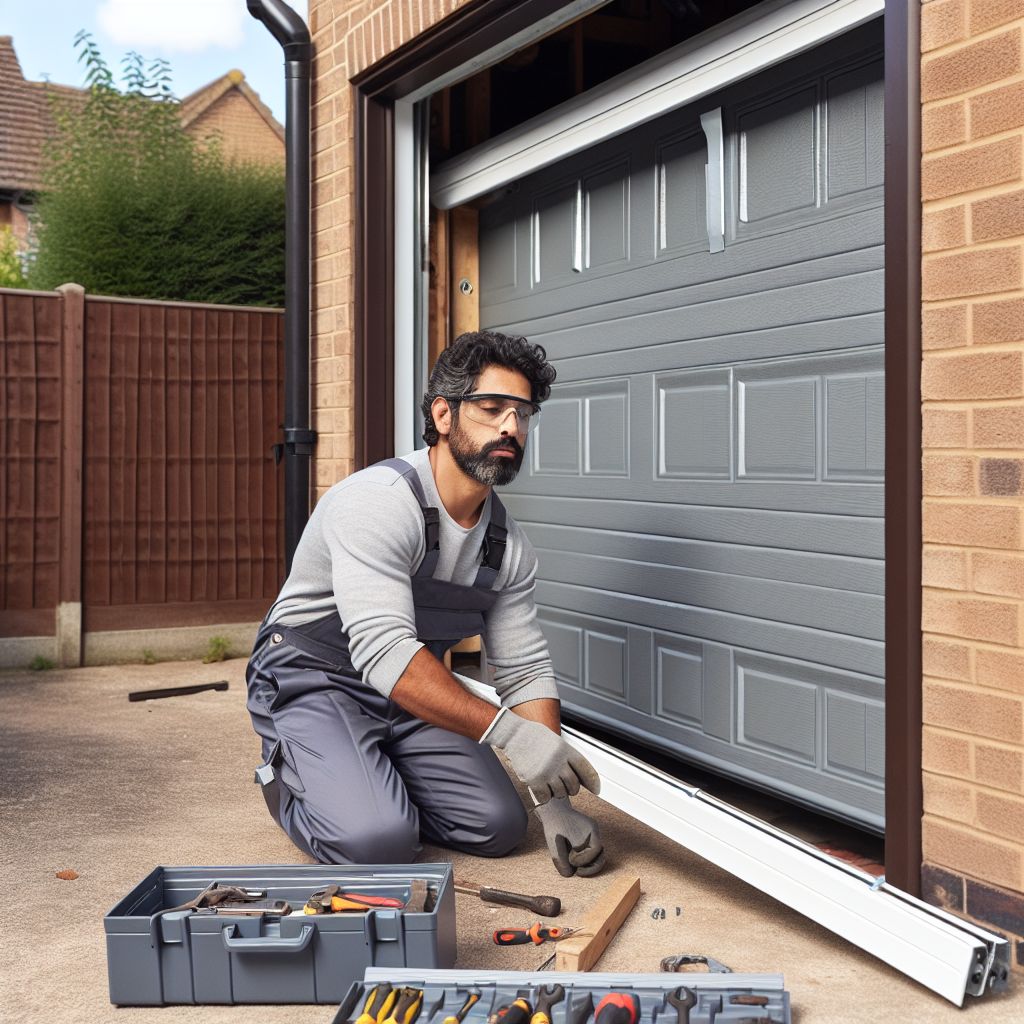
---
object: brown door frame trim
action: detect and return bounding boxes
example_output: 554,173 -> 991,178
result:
352,0 -> 922,894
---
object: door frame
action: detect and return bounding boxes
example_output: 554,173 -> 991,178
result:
352,0 -> 921,894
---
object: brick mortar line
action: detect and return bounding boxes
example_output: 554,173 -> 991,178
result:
922,807 -> 1024,845
924,239 -> 1024,260
924,768 -> 1024,802
925,289 -> 1024,306
922,395 -> 1024,405
922,340 -> 1024,354
922,71 -> 1024,117
922,585 -> 1023,603
924,673 -> 1024,697
925,448 -> 1024,456
927,633 -> 1024,657
924,179 -> 1024,214
923,239 -> 1024,259
920,20 -> 1024,62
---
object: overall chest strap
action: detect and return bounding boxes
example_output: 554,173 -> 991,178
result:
376,457 -> 508,589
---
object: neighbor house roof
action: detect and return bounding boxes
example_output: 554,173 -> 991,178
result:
0,38 -> 284,194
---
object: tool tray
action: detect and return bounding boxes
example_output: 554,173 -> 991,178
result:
103,864 -> 455,1006
333,967 -> 791,1024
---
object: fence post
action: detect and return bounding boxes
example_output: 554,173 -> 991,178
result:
56,283 -> 85,667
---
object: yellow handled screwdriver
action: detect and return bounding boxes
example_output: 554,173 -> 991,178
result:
354,985 -> 398,1024
442,990 -> 481,1024
381,987 -> 424,1024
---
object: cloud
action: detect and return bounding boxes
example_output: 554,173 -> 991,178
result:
97,0 -> 308,54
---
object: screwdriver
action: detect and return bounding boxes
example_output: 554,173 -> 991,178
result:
381,987 -> 424,1024
487,998 -> 532,1024
442,989 -> 481,1024
493,923 -> 573,945
354,985 -> 398,1024
593,993 -> 639,1024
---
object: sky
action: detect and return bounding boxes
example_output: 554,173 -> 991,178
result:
2,0 -> 309,125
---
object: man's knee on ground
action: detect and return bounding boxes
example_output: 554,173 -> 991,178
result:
305,812 -> 420,865
469,796 -> 529,857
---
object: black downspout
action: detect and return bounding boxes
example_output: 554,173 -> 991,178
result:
247,0 -> 315,574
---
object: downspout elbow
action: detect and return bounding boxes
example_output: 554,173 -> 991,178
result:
247,0 -> 313,62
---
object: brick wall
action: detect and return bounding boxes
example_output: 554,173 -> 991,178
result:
187,90 -> 285,167
920,0 -> 1024,962
309,0 -> 472,495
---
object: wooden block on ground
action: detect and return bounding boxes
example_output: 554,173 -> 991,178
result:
555,875 -> 641,972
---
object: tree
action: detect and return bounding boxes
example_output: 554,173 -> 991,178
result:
27,33 -> 285,307
0,227 -> 28,288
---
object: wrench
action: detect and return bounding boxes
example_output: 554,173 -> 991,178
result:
665,987 -> 696,1024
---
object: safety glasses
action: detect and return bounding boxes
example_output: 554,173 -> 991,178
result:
443,392 -> 542,434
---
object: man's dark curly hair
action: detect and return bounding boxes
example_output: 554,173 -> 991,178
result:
421,330 -> 556,446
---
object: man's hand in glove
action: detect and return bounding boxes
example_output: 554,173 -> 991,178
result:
534,796 -> 606,877
482,708 -> 601,804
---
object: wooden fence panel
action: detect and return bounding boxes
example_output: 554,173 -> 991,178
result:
0,291 -> 62,636
82,297 -> 285,630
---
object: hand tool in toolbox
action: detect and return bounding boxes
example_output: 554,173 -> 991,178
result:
381,987 -> 424,1024
456,879 -> 561,917
354,985 -> 400,1024
487,998 -> 532,1024
530,984 -> 564,1024
594,993 -> 640,1024
494,922 -> 577,946
305,884 -> 409,914
441,989 -> 481,1024
196,898 -> 292,916
665,987 -> 696,1024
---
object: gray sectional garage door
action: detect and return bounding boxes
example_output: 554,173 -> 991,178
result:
479,21 -> 886,828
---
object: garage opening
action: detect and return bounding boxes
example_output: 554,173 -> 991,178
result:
427,0 -> 886,871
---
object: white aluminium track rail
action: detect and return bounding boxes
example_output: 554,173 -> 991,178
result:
561,725 -> 1010,1007
431,0 -> 884,209
453,674 -> 1010,1004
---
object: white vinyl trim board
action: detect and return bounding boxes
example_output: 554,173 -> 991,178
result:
431,0 -> 884,209
454,673 -> 1009,1005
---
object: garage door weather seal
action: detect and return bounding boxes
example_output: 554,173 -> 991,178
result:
561,725 -> 1009,1006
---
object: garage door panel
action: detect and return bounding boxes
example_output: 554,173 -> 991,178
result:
481,214 -> 883,331
525,524 -> 883,594
536,549 -> 883,638
551,315 -> 883,383
483,25 -> 885,824
505,494 -> 883,557
537,606 -> 885,826
537,582 -> 884,678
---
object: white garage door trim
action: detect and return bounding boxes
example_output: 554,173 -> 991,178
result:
431,0 -> 884,210
454,673 -> 1009,1005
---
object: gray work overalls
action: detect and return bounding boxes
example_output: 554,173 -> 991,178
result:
245,458 -> 528,865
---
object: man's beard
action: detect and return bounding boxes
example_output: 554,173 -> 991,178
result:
448,417 -> 525,486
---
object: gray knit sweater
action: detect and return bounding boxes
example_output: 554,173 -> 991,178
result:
266,447 -> 559,708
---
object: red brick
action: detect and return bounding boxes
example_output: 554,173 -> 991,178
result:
973,190 -> 1024,244
924,727 -> 974,779
924,204 -> 969,251
974,405 -> 1024,447
977,791 -> 1024,843
921,350 -> 1024,399
970,0 -> 1024,35
924,772 -> 976,822
924,454 -> 976,495
977,647 -> 1024,693
923,817 -> 1023,889
924,407 -> 971,447
923,246 -> 1022,300
922,590 -> 1020,643
975,550 -> 1024,596
976,742 -> 1024,792
924,501 -> 1021,548
923,100 -> 969,152
971,80 -> 1024,139
921,138 -> 1021,201
923,636 -> 973,681
921,29 -> 1023,102
922,0 -> 968,51
980,457 -> 1024,495
923,303 -> 970,349
973,297 -> 1024,345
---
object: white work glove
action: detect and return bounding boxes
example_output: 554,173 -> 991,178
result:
482,708 -> 601,804
534,796 -> 606,877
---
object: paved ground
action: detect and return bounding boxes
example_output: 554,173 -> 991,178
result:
2,655 -> 1021,1022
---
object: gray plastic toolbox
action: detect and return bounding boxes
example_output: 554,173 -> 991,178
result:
333,967 -> 791,1024
103,864 -> 456,1006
